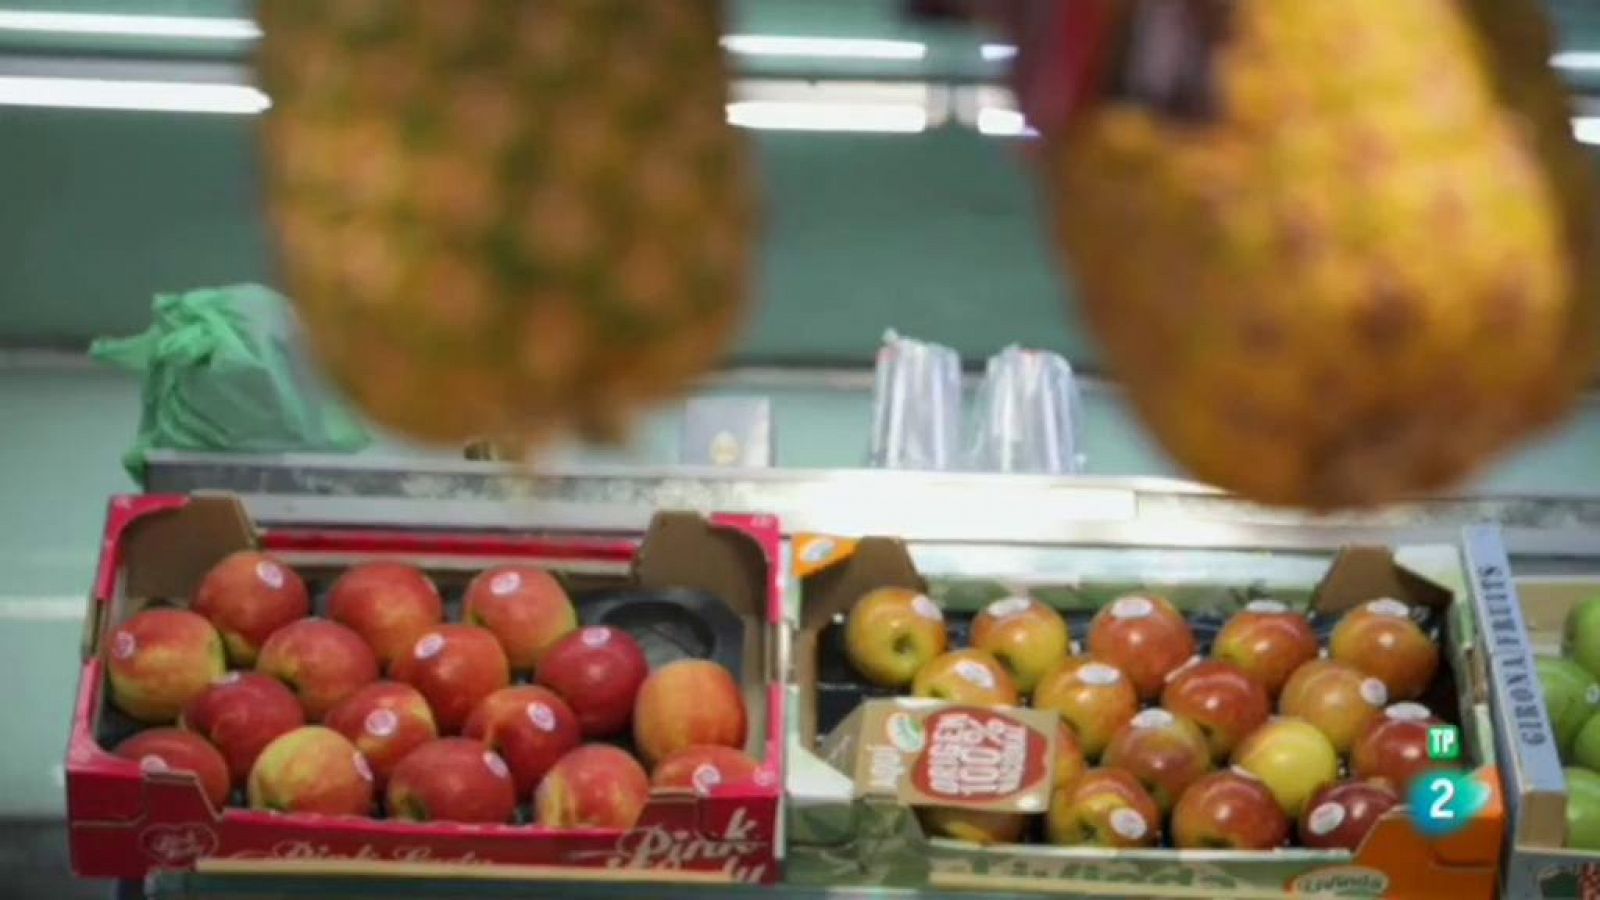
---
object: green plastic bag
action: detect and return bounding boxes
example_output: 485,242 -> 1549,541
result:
91,284 -> 370,478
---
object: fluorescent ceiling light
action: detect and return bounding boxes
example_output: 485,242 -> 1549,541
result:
1553,52 -> 1600,72
977,107 -> 1037,137
0,10 -> 259,40
0,76 -> 269,114
981,43 -> 1018,62
721,34 -> 925,60
727,100 -> 927,133
1576,117 -> 1600,146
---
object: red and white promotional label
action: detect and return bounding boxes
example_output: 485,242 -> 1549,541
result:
910,709 -> 1047,804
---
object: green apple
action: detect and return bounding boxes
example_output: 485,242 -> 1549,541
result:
1563,598 -> 1600,679
1574,713 -> 1600,771
1539,656 -> 1600,759
1567,768 -> 1600,850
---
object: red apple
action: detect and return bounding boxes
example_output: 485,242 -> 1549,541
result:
324,680 -> 438,786
910,649 -> 1019,707
535,627 -> 648,739
1231,717 -> 1340,817
1102,708 -> 1213,813
1046,768 -> 1161,847
1299,779 -> 1400,850
386,737 -> 517,823
970,596 -> 1071,695
256,618 -> 380,721
463,685 -> 581,795
191,551 -> 309,665
1330,599 -> 1439,702
247,725 -> 374,816
1279,659 -> 1388,754
536,744 -> 651,830
1211,600 -> 1319,700
651,745 -> 762,793
180,671 -> 305,785
1054,721 -> 1088,790
462,565 -> 577,673
844,587 -> 949,688
1033,659 -> 1139,759
115,727 -> 231,809
918,807 -> 1030,845
1350,702 -> 1449,793
327,562 -> 444,669
1171,769 -> 1290,850
1161,658 -> 1271,762
634,659 -> 747,766
1087,595 -> 1196,701
390,624 -> 510,734
104,608 -> 226,723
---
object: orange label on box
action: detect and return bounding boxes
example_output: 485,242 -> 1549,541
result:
793,535 -> 858,577
838,700 -> 1056,813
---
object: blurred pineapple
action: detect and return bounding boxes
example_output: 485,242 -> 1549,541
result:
257,1 -> 752,449
1037,0 -> 1599,506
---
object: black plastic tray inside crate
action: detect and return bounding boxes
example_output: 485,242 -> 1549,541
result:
812,599 -> 1454,744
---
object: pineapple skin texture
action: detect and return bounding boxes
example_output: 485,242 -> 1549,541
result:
257,1 -> 753,448
1045,0 -> 1599,507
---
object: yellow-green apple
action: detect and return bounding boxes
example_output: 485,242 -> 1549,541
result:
536,626 -> 649,739
1102,708 -> 1213,813
917,807 -> 1030,845
1299,779 -> 1399,850
104,608 -> 226,723
247,725 -> 374,815
463,565 -> 576,674
391,624 -> 510,734
1279,659 -> 1388,754
327,562 -> 443,669
463,685 -> 579,795
115,727 -> 232,809
1054,722 -> 1087,790
256,618 -> 379,721
1033,659 -> 1139,759
651,745 -> 761,793
385,737 -> 516,823
1350,702 -> 1449,793
1330,599 -> 1439,702
1211,601 -> 1319,700
536,744 -> 651,829
180,671 -> 305,785
1046,768 -> 1161,847
1171,768 -> 1289,850
1161,658 -> 1270,761
1231,717 -> 1339,817
191,551 -> 309,666
1087,595 -> 1196,701
843,587 -> 948,689
970,596 -> 1070,694
910,649 -> 1019,707
324,680 -> 438,786
634,659 -> 747,766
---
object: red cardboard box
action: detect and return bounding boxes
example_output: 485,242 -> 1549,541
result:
68,494 -> 784,883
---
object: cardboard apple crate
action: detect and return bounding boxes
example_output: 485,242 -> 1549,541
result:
1474,527 -> 1600,898
67,494 -> 785,884
785,533 -> 1506,898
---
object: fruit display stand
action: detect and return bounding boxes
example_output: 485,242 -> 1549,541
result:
1483,531 -> 1600,898
67,493 -> 785,884
785,530 -> 1506,898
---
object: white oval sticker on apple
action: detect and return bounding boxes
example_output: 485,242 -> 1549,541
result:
256,560 -> 286,590
954,659 -> 997,689
483,751 -> 510,780
1077,663 -> 1122,686
912,595 -> 943,622
352,753 -> 374,783
1385,702 -> 1431,721
364,708 -> 398,738
580,628 -> 611,648
691,763 -> 723,794
490,570 -> 522,596
527,702 -> 556,732
1109,808 -> 1147,840
1109,596 -> 1154,620
414,632 -> 445,660
1131,708 -> 1174,730
984,596 -> 1032,620
1359,678 -> 1388,708
1365,598 -> 1410,618
1245,599 -> 1288,615
112,631 -> 137,660
1306,801 -> 1346,836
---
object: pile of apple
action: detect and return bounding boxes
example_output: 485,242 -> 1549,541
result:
1537,597 -> 1600,850
104,551 -> 756,828
846,589 -> 1447,851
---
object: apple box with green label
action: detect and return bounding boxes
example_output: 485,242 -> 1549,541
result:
787,530 -> 1507,898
